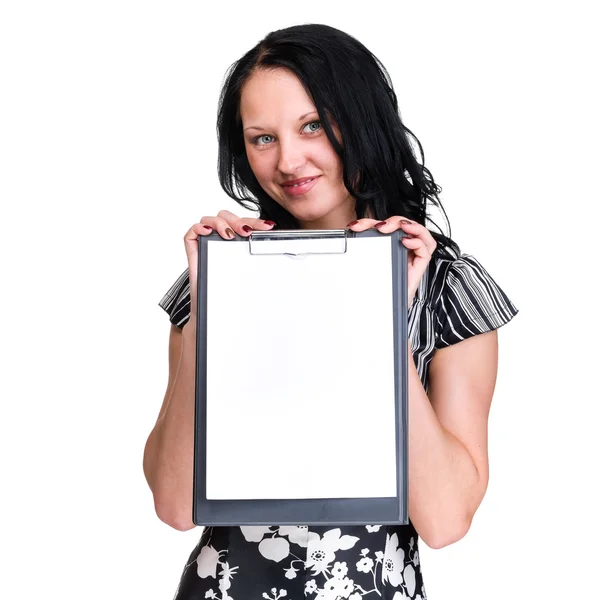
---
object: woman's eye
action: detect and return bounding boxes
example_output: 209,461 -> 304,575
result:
303,120 -> 322,133
252,121 -> 321,145
254,134 -> 274,145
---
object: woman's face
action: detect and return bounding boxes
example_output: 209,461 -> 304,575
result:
240,68 -> 356,229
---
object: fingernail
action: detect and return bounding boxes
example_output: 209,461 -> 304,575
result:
242,225 -> 253,233
203,225 -> 213,231
400,220 -> 412,225
347,220 -> 359,227
264,220 -> 276,226
374,221 -> 387,228
225,228 -> 235,239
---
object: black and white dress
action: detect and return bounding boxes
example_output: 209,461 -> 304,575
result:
158,251 -> 519,600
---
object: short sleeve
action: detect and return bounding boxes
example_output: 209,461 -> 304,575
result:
432,254 -> 519,349
158,268 -> 191,329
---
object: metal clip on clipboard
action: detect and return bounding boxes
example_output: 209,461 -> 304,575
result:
248,229 -> 348,258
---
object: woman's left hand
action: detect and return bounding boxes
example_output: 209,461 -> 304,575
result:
347,217 -> 437,307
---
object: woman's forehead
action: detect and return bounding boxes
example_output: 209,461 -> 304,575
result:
240,68 -> 315,122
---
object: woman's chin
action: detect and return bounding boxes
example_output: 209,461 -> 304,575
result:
288,207 -> 330,225
273,191 -> 351,227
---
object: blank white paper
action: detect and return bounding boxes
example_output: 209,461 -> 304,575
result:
205,235 -> 398,500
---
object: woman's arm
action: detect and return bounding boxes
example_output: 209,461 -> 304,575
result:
407,329 -> 498,548
143,317 -> 198,531
144,306 -> 498,538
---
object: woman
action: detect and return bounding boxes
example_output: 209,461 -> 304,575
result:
144,23 -> 519,599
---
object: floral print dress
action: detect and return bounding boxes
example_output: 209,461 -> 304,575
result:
174,523 -> 424,600
158,252 -> 519,600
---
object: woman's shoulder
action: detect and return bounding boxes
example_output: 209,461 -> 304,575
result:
422,250 -> 519,348
414,249 -> 458,307
423,251 -> 479,302
158,267 -> 191,329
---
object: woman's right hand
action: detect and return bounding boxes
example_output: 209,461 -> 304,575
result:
183,210 -> 276,322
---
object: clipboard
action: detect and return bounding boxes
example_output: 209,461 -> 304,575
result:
193,228 -> 409,526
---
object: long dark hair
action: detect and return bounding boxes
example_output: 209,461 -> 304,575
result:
216,23 -> 460,259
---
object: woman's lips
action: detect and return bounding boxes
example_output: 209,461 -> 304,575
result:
281,175 -> 321,196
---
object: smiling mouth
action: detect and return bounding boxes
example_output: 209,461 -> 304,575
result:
282,176 -> 319,188
281,175 -> 321,196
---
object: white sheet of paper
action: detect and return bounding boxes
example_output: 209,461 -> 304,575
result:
205,235 -> 398,500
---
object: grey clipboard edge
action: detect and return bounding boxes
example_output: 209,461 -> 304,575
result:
192,229 -> 409,526
192,233 -> 209,527
391,228 -> 409,524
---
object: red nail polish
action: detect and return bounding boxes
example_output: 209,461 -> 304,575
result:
264,220 -> 276,226
242,225 -> 253,233
374,221 -> 387,228
347,220 -> 359,227
203,225 -> 213,231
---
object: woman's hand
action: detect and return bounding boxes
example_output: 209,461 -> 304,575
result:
183,210 -> 276,321
347,217 -> 437,307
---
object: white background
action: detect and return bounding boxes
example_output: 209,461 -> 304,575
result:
1,1 -> 598,598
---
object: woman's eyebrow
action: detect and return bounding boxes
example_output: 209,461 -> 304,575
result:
243,111 -> 319,132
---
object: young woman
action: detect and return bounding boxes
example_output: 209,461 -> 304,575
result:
144,23 -> 519,600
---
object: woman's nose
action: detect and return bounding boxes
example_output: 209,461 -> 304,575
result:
277,140 -> 306,174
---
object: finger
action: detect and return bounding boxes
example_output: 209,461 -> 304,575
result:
185,221 -> 215,241
217,209 -> 274,237
183,222 -> 215,295
401,236 -> 432,261
200,216 -> 237,240
346,218 -> 382,230
246,217 -> 277,230
216,210 -> 276,237
213,210 -> 252,237
372,216 -> 414,233
216,209 -> 242,224
399,221 -> 437,254
232,217 -> 276,234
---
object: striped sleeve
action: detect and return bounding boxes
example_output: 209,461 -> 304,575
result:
158,268 -> 191,329
433,254 -> 519,349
